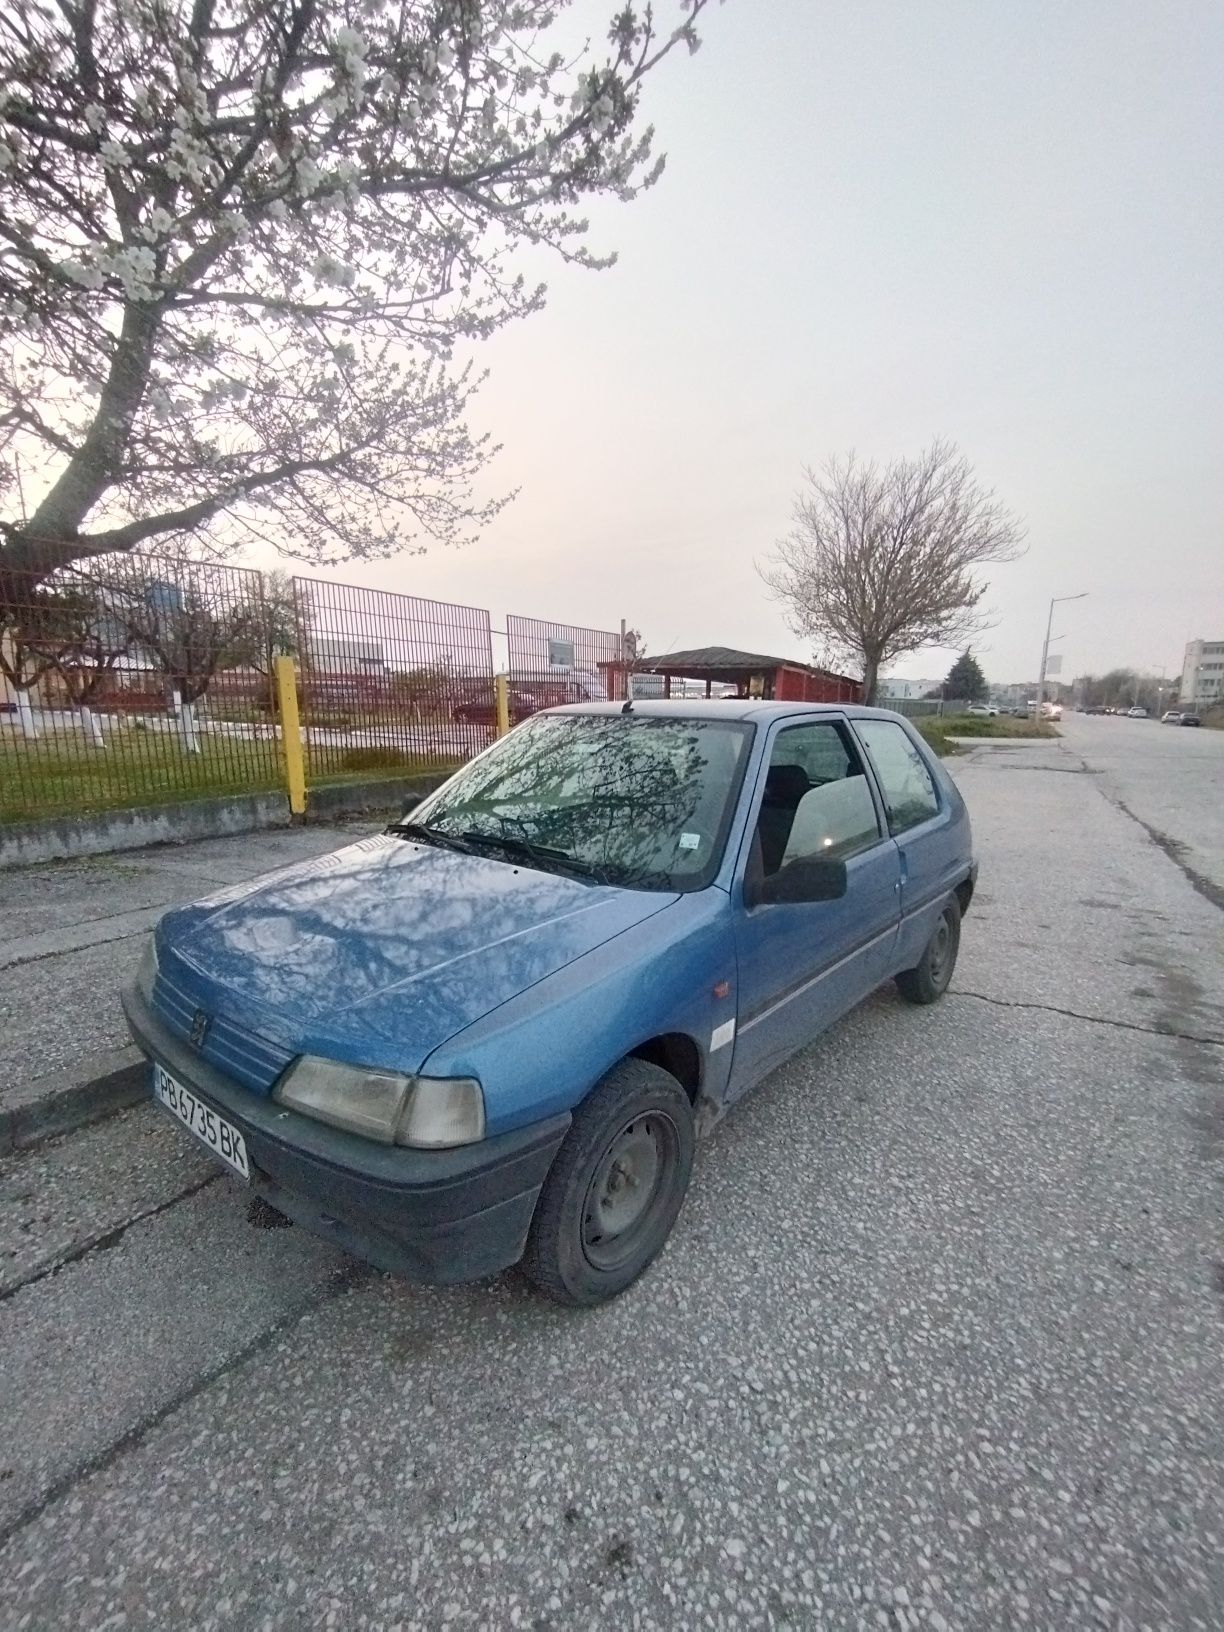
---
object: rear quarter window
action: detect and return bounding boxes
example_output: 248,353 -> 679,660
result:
853,719 -> 941,834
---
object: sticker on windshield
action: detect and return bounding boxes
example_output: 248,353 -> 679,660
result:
679,832 -> 701,851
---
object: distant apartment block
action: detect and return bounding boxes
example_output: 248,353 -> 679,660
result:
878,676 -> 939,700
991,681 -> 1039,707
1180,638 -> 1224,708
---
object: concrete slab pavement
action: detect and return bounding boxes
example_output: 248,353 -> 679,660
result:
0,822 -> 383,1152
946,735 -> 1224,1046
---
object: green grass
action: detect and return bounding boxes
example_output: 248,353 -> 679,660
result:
916,713 -> 1060,757
0,727 -> 458,824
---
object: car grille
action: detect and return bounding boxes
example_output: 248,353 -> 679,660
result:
151,966 -> 296,1093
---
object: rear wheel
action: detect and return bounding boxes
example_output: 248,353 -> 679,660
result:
522,1059 -> 695,1307
896,898 -> 961,1005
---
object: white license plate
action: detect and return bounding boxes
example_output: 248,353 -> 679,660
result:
153,1063 -> 250,1180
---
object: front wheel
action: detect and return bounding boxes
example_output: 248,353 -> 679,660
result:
896,898 -> 961,1005
521,1059 -> 695,1307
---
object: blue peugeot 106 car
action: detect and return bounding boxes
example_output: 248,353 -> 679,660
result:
123,701 -> 976,1306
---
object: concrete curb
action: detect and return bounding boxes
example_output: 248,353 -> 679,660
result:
0,1047 -> 147,1158
0,771 -> 452,870
943,736 -> 1060,749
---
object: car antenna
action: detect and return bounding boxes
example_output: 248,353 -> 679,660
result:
623,635 -> 678,714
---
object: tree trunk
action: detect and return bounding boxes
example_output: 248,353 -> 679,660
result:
861,653 -> 881,707
174,691 -> 201,754
15,688 -> 39,740
80,705 -> 107,749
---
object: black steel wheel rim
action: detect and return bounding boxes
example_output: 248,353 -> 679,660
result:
928,913 -> 954,989
581,1112 -> 679,1272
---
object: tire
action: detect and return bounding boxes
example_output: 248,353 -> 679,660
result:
521,1058 -> 695,1307
896,897 -> 961,1005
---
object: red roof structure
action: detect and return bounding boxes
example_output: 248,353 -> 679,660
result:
603,645 -> 862,704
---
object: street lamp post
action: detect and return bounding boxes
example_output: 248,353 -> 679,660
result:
1036,592 -> 1088,712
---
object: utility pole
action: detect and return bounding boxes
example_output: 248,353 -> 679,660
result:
1036,592 -> 1088,712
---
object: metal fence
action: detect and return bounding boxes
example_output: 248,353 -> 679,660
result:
291,576 -> 496,776
506,614 -> 628,708
0,553 -> 283,823
884,696 -> 975,719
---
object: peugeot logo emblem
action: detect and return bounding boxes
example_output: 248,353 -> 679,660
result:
189,1009 -> 210,1049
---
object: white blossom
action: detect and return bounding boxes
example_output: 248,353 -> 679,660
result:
311,253 -> 356,288
61,257 -> 104,291
334,26 -> 366,56
295,155 -> 322,197
83,103 -> 105,133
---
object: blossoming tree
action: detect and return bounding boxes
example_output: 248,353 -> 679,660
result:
0,0 -> 709,599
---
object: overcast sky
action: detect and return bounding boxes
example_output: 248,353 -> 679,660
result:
261,0 -> 1224,686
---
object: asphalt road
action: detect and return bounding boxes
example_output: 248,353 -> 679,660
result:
1,724 -> 1222,1630
1055,711 -> 1224,906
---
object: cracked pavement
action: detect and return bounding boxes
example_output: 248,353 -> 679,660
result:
0,714 -> 1221,1630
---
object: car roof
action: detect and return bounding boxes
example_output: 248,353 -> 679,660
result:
546,699 -> 902,724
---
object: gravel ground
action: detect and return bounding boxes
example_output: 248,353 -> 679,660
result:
0,731 -> 1220,1630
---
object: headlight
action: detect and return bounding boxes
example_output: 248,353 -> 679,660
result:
274,1056 -> 485,1149
136,936 -> 159,1004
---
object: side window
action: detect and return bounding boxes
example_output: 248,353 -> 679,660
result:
854,720 -> 940,834
754,722 -> 882,877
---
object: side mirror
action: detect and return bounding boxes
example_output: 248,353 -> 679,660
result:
746,854 -> 848,907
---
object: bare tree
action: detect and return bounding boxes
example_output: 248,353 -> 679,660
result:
36,572 -> 134,747
119,559 -> 265,752
762,441 -> 1025,704
0,0 -> 710,601
240,568 -> 298,680
0,581 -> 81,738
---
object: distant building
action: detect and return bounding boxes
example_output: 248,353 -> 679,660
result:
878,676 -> 939,700
991,681 -> 1038,707
312,636 -> 385,674
1180,638 -> 1224,709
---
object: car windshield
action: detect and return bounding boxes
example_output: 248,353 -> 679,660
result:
404,713 -> 754,891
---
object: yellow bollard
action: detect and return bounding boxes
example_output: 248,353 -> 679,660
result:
494,673 -> 510,737
274,655 -> 307,816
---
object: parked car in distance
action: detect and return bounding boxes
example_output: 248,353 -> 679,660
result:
1161,710 -> 1183,724
453,687 -> 539,726
1126,706 -> 1148,719
964,704 -> 999,717
1179,712 -> 1201,727
123,701 -> 977,1307
1040,702 -> 1062,721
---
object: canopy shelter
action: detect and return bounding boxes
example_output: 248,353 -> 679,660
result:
600,646 -> 862,704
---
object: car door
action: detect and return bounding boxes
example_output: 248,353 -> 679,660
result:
849,717 -> 962,971
730,717 -> 901,1096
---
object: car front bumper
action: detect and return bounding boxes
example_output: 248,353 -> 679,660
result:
121,984 -> 570,1285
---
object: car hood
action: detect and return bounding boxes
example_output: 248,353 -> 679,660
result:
157,834 -> 677,1082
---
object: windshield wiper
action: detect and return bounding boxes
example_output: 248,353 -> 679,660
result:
457,828 -> 610,885
388,820 -> 480,856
